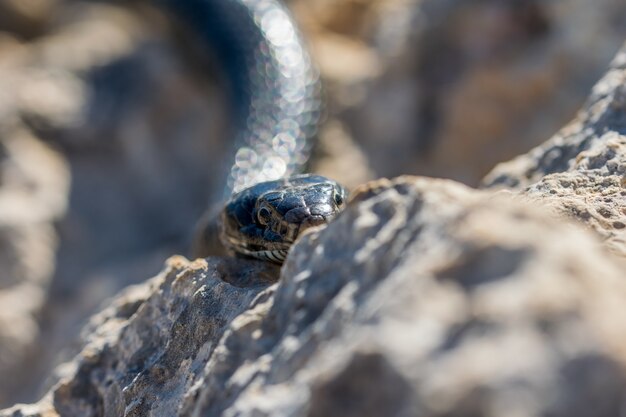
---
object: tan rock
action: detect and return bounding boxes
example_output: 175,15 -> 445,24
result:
484,43 -> 626,256
5,177 -> 626,416
0,128 -> 69,405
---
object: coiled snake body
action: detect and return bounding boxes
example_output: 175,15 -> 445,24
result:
159,0 -> 346,262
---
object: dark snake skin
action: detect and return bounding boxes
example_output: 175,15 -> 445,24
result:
220,175 -> 346,262
159,0 -> 321,196
158,0 -> 346,262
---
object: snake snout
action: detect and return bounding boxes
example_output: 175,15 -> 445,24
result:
284,207 -> 311,223
301,214 -> 328,229
284,204 -> 336,227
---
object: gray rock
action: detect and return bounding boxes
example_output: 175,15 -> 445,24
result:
484,43 -> 626,255
5,4 -> 626,417
294,0 -> 626,185
0,2 -> 228,405
4,176 -> 626,416
0,127 -> 69,405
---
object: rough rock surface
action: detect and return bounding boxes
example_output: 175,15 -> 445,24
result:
4,2 -> 626,416
0,0 -> 370,405
5,177 -> 626,416
484,43 -> 626,255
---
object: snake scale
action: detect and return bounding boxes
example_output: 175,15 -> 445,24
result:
158,0 -> 347,263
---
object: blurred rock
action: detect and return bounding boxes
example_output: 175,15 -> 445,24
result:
5,176 -> 626,416
484,43 -> 626,255
0,0 -> 60,39
3,0 -> 626,414
0,2 -> 227,406
292,0 -> 626,185
289,0 -> 376,38
312,120 -> 375,191
0,127 -> 69,404
7,29 -> 626,416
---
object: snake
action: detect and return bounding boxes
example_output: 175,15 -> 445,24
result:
158,0 -> 347,263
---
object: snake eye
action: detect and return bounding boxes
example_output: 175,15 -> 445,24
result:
333,191 -> 344,207
257,206 -> 272,225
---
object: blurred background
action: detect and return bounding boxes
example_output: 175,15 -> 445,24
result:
0,0 -> 625,407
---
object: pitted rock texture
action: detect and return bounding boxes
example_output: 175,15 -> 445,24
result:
3,256 -> 280,417
484,43 -> 626,255
3,0 -> 626,405
4,177 -> 626,417
4,3 -> 626,417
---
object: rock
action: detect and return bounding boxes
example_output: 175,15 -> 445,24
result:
0,127 -> 69,405
293,0 -> 626,184
0,2 -> 227,405
4,176 -> 626,416
4,2 -> 626,416
312,120 -> 375,191
0,0 -> 60,39
484,43 -> 626,255
0,0 -> 376,406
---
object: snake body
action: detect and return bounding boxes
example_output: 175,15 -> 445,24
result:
158,0 -> 346,262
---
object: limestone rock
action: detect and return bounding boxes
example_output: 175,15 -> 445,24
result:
4,2 -> 626,416
484,43 -> 626,255
4,177 -> 626,416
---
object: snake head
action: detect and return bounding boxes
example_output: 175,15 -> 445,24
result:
219,174 -> 347,263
